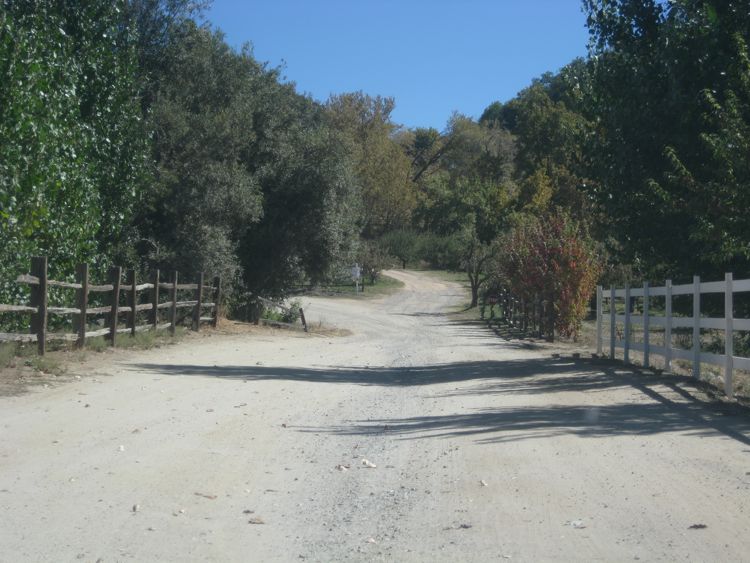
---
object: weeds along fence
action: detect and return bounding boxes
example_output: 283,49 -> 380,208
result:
233,293 -> 307,332
0,256 -> 221,355
482,290 -> 555,341
596,274 -> 750,399
255,295 -> 307,332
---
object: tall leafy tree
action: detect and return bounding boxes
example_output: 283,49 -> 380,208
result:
134,22 -> 263,284
0,0 -> 148,305
584,0 -> 750,279
326,92 -> 415,238
481,63 -> 593,220
136,22 -> 360,296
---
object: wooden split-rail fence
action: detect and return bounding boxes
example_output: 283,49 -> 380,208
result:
596,274 -> 750,399
0,256 -> 221,355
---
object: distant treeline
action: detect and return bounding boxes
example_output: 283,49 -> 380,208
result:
1,0 -> 748,332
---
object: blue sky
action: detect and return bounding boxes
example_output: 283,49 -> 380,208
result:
206,1 -> 590,130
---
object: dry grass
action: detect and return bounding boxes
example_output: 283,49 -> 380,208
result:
563,319 -> 750,403
0,326 -> 191,398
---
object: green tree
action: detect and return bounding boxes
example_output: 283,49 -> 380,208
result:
134,23 -> 263,286
459,225 -> 495,308
584,0 -> 750,279
0,1 -> 148,306
136,23 -> 360,297
326,92 -> 416,238
380,229 -> 420,269
482,70 -> 592,221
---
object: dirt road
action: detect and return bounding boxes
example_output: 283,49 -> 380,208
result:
2,270 -> 749,562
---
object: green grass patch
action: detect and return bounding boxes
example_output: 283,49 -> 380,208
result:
115,326 -> 187,349
417,269 -> 471,285
0,342 -> 17,369
86,336 -> 109,352
26,355 -> 65,376
114,328 -> 189,351
312,272 -> 405,298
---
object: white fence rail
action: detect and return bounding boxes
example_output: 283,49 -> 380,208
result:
596,274 -> 750,399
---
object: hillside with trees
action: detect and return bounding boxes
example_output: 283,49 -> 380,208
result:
1,0 -> 748,336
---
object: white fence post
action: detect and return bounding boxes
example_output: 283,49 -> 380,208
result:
692,275 -> 701,379
624,284 -> 631,364
596,285 -> 603,356
725,273 -> 734,398
610,286 -> 616,359
601,273 -> 741,391
643,281 -> 650,369
665,279 -> 673,372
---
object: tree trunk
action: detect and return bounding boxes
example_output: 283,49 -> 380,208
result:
468,270 -> 479,307
470,285 -> 479,308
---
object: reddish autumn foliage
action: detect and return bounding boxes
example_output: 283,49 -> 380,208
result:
495,211 -> 601,338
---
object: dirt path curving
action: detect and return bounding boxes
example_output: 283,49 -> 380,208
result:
1,270 -> 749,562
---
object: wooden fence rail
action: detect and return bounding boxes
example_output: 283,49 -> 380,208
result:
0,257 -> 220,355
596,274 -> 750,399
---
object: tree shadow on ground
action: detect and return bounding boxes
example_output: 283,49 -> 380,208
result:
299,401 -> 750,446
131,356 -> 750,446
133,357 -> 614,388
412,315 -> 549,350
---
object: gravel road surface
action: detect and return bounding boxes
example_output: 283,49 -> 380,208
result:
1,270 -> 749,562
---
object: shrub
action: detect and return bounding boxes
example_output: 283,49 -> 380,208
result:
493,210 -> 601,338
280,299 -> 302,324
357,240 -> 389,284
379,229 -> 420,269
418,232 -> 463,270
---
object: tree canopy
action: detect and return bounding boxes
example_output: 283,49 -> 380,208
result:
2,0 -> 748,334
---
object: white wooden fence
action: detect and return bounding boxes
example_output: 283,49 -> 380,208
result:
596,274 -> 750,399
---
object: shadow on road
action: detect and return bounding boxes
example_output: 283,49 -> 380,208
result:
133,357 -> 613,388
300,401 -> 750,446
132,357 -> 750,446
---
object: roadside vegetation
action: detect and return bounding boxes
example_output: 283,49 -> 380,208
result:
1,1 -> 748,339
304,271 -> 405,298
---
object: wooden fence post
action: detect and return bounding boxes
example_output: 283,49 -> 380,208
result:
725,273 -> 734,398
151,269 -> 160,329
610,286 -> 616,359
192,272 -> 204,332
643,281 -> 650,368
212,276 -> 221,328
109,266 -> 122,347
75,263 -> 89,348
170,271 -> 178,335
624,284 -> 631,363
30,256 -> 48,355
128,269 -> 137,337
692,275 -> 701,378
299,308 -> 308,332
665,279 -> 673,372
596,286 -> 602,356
